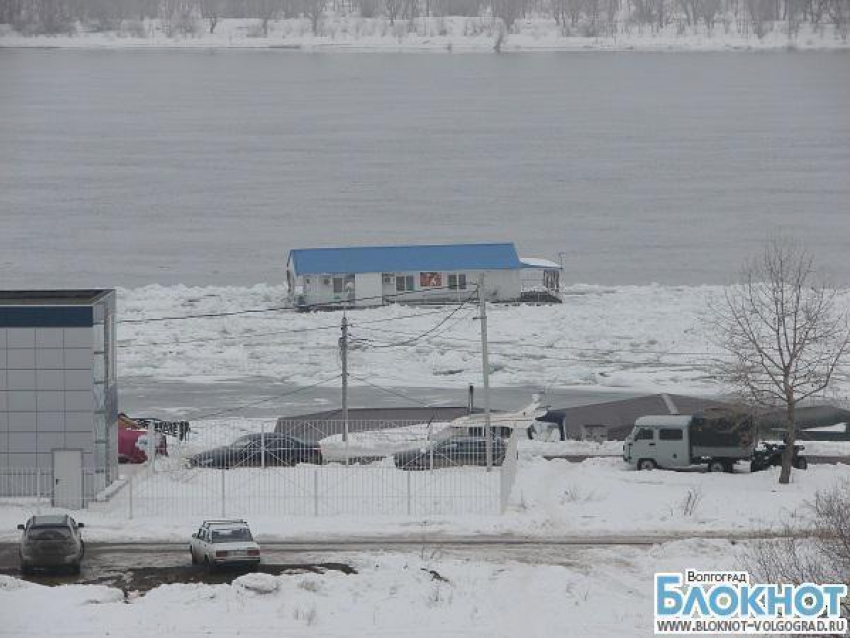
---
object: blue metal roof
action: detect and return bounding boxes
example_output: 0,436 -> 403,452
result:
289,243 -> 522,276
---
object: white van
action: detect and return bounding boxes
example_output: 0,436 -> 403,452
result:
623,413 -> 755,473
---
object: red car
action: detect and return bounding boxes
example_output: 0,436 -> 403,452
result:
118,428 -> 168,464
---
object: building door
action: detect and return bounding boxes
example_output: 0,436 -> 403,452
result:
354,273 -> 382,307
53,450 -> 83,509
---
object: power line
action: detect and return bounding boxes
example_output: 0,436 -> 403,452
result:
347,373 -> 433,408
118,307 -> 465,349
348,332 -> 719,368
351,323 -> 716,357
118,284 -> 470,325
351,291 -> 478,349
190,374 -> 343,421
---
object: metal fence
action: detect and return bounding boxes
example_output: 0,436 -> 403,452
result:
0,468 -> 101,510
5,418 -> 522,518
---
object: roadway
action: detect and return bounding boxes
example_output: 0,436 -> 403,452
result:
0,531 -> 801,592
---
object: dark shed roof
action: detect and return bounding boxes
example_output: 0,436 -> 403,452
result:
540,394 -> 729,440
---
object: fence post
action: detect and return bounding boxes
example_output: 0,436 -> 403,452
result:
261,424 -> 266,470
313,468 -> 319,516
128,473 -> 134,520
35,469 -> 41,514
148,421 -> 155,474
406,471 -> 412,516
221,469 -> 226,518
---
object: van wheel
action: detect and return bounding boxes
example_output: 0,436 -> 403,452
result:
637,459 -> 656,471
190,549 -> 198,565
708,460 -> 729,473
793,456 -> 808,470
204,557 -> 215,573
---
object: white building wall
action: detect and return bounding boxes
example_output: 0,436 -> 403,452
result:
289,268 -> 522,307
354,273 -> 383,308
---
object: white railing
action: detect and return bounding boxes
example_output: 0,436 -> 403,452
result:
0,467 -> 100,510
118,461 -> 501,518
3,417 -> 522,518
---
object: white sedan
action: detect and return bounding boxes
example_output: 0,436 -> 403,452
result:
189,520 -> 261,570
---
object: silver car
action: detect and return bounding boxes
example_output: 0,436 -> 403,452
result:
18,515 -> 85,574
189,520 -> 261,571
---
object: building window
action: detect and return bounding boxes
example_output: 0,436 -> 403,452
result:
448,274 -> 467,290
420,272 -> 442,288
659,428 -> 684,441
333,275 -> 355,297
396,275 -> 415,292
636,428 -> 654,441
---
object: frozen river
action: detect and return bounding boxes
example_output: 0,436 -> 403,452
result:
2,49 -> 849,288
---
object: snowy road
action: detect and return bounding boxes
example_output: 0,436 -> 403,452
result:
0,538 -> 668,593
0,532 -> 800,571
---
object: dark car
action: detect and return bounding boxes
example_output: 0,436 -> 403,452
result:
750,442 -> 808,472
189,433 -> 323,469
394,436 -> 508,471
18,515 -> 85,574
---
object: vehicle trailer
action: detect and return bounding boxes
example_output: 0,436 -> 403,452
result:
623,412 -> 755,473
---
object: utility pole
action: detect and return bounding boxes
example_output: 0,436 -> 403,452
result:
340,314 -> 349,466
478,275 -> 493,471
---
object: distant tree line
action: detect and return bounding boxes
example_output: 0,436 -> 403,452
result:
2,0 -> 848,37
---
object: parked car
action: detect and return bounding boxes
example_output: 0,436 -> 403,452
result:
189,433 -> 322,469
118,427 -> 168,464
750,442 -> 808,472
189,520 -> 261,571
18,515 -> 85,575
394,435 -> 507,470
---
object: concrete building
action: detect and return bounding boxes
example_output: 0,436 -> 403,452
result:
0,290 -> 118,508
286,242 -> 562,309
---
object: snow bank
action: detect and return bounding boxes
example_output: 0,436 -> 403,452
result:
507,456 -> 850,535
0,539 -> 752,637
1,17 -> 848,51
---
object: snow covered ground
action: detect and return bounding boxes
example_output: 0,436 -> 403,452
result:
114,283 -> 850,396
1,17 -> 848,51
0,538 -> 747,637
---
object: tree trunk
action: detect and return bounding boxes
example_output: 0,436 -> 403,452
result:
778,400 -> 796,484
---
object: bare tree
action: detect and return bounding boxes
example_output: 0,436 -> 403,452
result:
302,0 -> 326,33
711,238 -> 850,485
492,0 -> 520,29
200,0 -> 225,33
746,479 -> 850,624
385,0 -> 403,22
253,0 -> 284,35
828,0 -> 850,37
